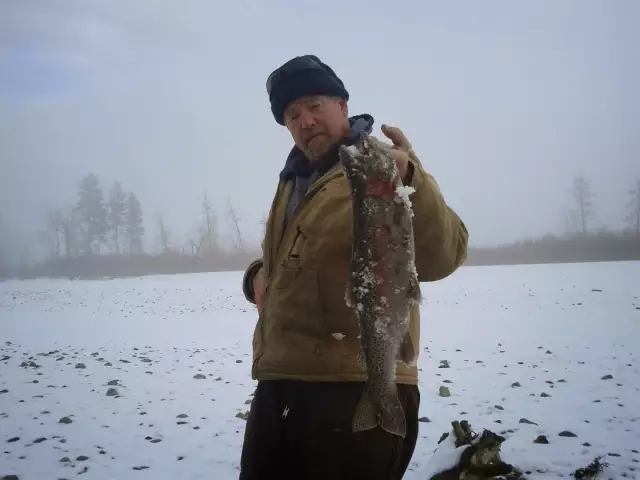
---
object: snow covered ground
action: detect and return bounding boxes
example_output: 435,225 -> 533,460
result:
1,261 -> 639,479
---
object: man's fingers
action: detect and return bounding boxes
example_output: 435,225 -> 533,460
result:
381,124 -> 412,151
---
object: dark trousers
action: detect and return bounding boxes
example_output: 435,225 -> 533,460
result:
239,380 -> 420,480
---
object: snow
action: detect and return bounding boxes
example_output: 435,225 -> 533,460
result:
344,145 -> 360,156
1,261 -> 639,479
395,185 -> 416,212
419,429 -> 471,479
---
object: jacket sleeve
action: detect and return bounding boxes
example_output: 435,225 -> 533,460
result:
404,152 -> 469,282
242,258 -> 264,304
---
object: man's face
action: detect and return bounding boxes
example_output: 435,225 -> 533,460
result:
283,95 -> 349,162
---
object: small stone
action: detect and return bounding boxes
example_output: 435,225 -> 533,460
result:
76,455 -> 89,461
511,382 -> 521,388
438,360 -> 450,369
534,435 -> 549,444
438,386 -> 451,397
177,455 -> 184,461
540,392 -> 551,398
132,466 -> 149,470
418,416 -> 431,423
601,374 -> 613,380
558,430 -> 577,437
75,363 -> 86,369
33,437 -> 47,443
176,414 -> 188,419
176,421 -> 188,425
494,405 -> 504,410
520,418 -> 538,425
58,416 -> 73,424
193,374 -> 206,380
106,388 -> 119,397
107,380 -> 118,386
235,411 -> 249,420
583,442 -> 592,447
150,439 -> 161,443
60,456 -> 71,462
7,437 -> 20,443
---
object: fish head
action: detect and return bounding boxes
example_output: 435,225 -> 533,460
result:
339,133 -> 398,194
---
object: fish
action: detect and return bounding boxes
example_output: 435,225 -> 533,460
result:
338,132 -> 422,438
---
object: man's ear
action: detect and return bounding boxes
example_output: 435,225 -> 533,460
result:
338,97 -> 349,117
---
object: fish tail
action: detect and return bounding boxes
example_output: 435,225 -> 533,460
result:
379,392 -> 407,438
353,388 -> 378,433
352,388 -> 407,438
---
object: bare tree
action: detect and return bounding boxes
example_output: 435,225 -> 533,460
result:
624,178 -> 640,235
571,175 -> 595,236
42,209 -> 63,259
200,192 -> 218,254
226,197 -> 244,251
156,213 -> 172,253
60,208 -> 80,257
259,212 -> 268,236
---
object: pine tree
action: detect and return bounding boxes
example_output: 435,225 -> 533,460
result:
76,173 -> 107,255
125,192 -> 145,254
107,181 -> 127,254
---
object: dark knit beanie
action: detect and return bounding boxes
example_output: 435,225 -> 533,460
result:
266,55 -> 349,126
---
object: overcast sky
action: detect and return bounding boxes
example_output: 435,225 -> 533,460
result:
1,0 -> 638,259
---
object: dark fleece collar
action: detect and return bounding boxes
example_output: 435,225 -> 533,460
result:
279,114 -> 374,181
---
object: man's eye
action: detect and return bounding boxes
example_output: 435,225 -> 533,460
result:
310,102 -> 321,110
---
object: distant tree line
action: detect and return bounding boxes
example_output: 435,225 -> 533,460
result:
39,174 -> 145,259
465,175 -> 640,266
0,172 -> 261,280
0,174 -> 638,280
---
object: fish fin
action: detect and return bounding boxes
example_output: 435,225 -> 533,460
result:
397,333 -> 416,367
344,278 -> 357,309
353,388 -> 379,434
407,274 -> 422,304
379,393 -> 407,438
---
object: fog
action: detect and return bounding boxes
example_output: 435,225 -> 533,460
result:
1,0 -> 638,266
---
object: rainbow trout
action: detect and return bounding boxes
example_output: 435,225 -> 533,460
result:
339,133 -> 422,438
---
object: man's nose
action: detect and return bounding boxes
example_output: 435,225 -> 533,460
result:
298,110 -> 316,129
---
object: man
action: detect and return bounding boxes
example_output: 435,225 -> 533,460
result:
239,54 -> 468,480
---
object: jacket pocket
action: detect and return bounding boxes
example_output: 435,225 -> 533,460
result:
268,224 -> 326,338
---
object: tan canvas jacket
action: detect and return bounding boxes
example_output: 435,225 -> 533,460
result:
242,146 -> 468,384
